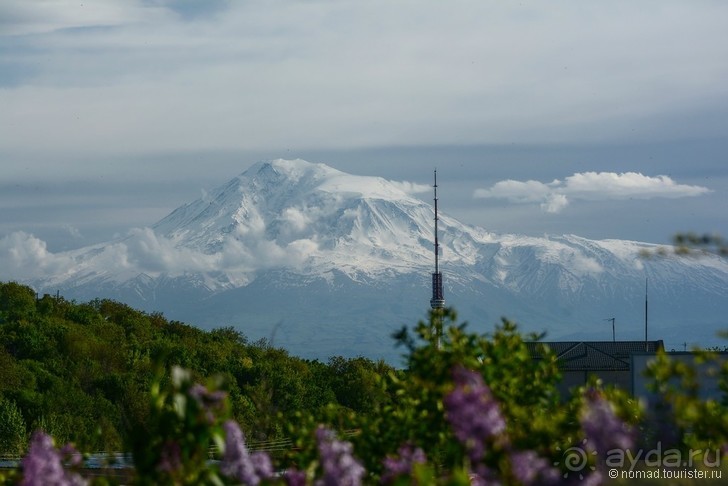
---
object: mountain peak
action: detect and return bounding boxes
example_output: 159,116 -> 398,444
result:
245,159 -> 342,186
146,159 -> 441,278
243,158 -> 427,202
8,158 -> 728,362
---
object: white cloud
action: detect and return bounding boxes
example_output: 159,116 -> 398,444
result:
568,253 -> 603,276
474,171 -> 711,213
64,225 -> 83,239
280,207 -> 309,233
563,172 -> 710,199
540,194 -> 569,214
389,181 -> 431,195
474,179 -> 554,203
0,225 -> 320,284
0,231 -> 75,279
124,227 -> 216,274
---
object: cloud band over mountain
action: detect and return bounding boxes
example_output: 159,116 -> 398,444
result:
473,172 -> 712,213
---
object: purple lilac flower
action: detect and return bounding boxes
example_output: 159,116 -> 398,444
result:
188,383 -> 227,407
468,464 -> 502,486
381,444 -> 427,484
284,468 -> 307,486
580,392 -> 634,457
21,431 -> 87,486
509,450 -> 560,485
315,426 -> 365,486
188,383 -> 227,424
220,420 -> 274,485
443,366 -> 507,462
59,444 -> 83,468
250,451 -> 274,480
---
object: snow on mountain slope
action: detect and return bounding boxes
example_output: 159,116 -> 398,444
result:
4,159 -> 728,362
150,158 -> 488,283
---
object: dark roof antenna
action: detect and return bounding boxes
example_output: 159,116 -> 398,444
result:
604,317 -> 616,342
645,277 -> 649,352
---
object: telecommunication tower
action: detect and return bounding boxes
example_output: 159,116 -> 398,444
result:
430,170 -> 445,310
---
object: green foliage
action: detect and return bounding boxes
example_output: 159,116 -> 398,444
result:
0,397 -> 27,455
0,282 -> 36,323
130,366 -> 229,485
673,233 -> 727,256
0,281 -> 397,459
345,309 -> 581,477
641,232 -> 728,258
644,349 -> 728,451
327,356 -> 392,414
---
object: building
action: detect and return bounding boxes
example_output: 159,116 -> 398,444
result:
527,340 -> 664,398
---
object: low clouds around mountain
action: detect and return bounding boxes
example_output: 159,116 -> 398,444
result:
0,227 -> 319,283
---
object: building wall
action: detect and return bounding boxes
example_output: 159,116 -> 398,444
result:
557,370 -> 632,398
632,352 -> 727,403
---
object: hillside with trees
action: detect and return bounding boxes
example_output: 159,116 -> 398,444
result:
0,281 -> 393,455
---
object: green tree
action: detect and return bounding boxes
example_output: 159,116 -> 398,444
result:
0,396 -> 27,456
0,282 -> 36,323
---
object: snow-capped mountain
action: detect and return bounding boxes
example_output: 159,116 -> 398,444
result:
8,159 -> 728,363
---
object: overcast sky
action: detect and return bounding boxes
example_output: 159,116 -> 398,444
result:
2,0 -> 727,252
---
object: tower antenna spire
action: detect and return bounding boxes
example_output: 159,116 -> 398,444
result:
430,170 -> 445,310
430,170 -> 445,349
434,170 -> 440,275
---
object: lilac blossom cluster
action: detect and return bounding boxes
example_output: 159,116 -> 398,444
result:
580,390 -> 635,456
443,366 -> 507,462
444,366 -> 567,486
188,383 -> 228,424
315,426 -> 366,486
283,468 -> 307,486
509,450 -> 561,485
20,431 -> 86,486
220,420 -> 275,485
381,444 -> 427,484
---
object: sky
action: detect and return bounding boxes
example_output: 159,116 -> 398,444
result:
1,0 -> 727,254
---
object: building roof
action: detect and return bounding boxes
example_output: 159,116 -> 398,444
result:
526,341 -> 664,371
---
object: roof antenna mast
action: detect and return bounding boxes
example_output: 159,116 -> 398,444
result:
604,317 -> 616,342
645,277 -> 649,352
